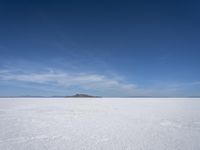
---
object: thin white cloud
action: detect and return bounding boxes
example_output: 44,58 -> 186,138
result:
0,70 -> 10,74
1,69 -> 198,96
0,69 -> 137,95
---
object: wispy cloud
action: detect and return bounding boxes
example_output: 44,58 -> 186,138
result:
0,69 -> 137,96
1,69 -> 199,96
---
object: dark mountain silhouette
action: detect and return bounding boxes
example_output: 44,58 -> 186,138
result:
65,93 -> 100,98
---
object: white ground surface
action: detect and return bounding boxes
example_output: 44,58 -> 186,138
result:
0,98 -> 200,150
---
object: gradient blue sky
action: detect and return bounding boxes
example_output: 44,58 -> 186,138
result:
0,0 -> 200,96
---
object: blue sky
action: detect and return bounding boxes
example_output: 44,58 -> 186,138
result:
0,0 -> 200,96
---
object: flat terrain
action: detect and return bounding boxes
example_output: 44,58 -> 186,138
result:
0,98 -> 200,150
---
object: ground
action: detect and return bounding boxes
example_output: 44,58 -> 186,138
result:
0,98 -> 200,150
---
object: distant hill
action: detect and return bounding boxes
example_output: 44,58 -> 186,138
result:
65,93 -> 100,98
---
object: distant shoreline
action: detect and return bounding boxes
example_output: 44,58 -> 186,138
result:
0,96 -> 200,98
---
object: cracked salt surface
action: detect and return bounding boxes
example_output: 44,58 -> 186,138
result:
0,98 -> 200,150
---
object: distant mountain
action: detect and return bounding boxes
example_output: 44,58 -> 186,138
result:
65,93 -> 100,98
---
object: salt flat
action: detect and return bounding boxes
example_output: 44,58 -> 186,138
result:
0,98 -> 200,150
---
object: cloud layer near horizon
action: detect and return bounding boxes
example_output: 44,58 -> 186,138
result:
0,69 -> 138,96
1,69 -> 199,96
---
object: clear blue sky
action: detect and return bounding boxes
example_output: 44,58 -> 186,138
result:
0,0 -> 200,96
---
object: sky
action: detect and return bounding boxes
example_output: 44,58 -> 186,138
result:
0,0 -> 200,96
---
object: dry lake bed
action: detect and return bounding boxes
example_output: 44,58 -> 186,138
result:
0,98 -> 200,150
